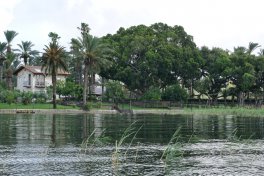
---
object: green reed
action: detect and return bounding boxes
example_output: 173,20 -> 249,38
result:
112,121 -> 143,175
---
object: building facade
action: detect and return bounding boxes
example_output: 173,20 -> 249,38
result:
14,66 -> 70,93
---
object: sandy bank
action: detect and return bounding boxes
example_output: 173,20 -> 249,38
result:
0,109 -> 184,115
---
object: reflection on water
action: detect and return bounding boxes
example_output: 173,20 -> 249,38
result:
0,113 -> 264,175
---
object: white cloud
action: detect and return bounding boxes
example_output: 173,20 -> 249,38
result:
1,0 -> 264,51
66,0 -> 84,10
0,0 -> 21,41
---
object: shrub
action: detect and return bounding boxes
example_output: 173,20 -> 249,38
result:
21,91 -> 33,105
5,90 -> 15,104
162,84 -> 188,102
82,103 -> 92,111
33,92 -> 48,103
105,81 -> 125,102
93,102 -> 102,108
141,87 -> 161,100
0,90 -> 6,103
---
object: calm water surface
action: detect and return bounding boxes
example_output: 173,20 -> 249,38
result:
1,113 -> 264,175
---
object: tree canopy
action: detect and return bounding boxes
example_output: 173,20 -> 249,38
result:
101,23 -> 200,95
1,22 -> 264,106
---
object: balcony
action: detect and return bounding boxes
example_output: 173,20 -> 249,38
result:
35,81 -> 45,88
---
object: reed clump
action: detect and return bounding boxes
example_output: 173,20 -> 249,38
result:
80,129 -> 112,154
112,121 -> 143,175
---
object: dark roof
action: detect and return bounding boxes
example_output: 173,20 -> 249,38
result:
13,65 -> 70,76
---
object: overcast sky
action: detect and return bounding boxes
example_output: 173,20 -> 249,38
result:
1,0 -> 264,52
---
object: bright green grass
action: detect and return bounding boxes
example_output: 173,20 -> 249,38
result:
1,102 -> 264,117
0,103 -> 80,109
92,102 -> 146,110
183,107 -> 264,117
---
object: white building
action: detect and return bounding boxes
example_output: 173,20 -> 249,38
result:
14,65 -> 70,93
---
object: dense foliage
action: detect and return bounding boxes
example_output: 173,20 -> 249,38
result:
162,84 -> 188,102
1,23 -> 264,106
101,23 -> 201,96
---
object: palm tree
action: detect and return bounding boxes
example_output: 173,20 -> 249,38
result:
258,49 -> 264,56
71,34 -> 111,106
247,42 -> 260,55
70,39 -> 83,85
42,33 -> 68,109
4,30 -> 18,54
0,42 -> 7,82
4,52 -> 16,90
16,41 -> 39,65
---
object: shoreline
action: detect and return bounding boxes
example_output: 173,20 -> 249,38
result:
0,108 -> 263,117
0,109 -> 184,115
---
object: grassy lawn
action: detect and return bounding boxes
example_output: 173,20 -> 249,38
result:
0,103 -> 80,109
183,107 -> 264,117
91,102 -> 147,110
1,102 -> 264,117
110,103 -> 264,117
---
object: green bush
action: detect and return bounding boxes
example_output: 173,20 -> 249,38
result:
88,95 -> 97,101
21,91 -> 33,105
0,91 -> 6,103
56,80 -> 83,100
33,92 -> 48,103
105,81 -> 125,102
141,87 -> 161,100
162,84 -> 188,102
93,102 -> 102,108
82,103 -> 92,111
5,90 -> 15,104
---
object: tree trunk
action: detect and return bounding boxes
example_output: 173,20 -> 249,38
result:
0,58 -> 4,83
238,91 -> 245,106
231,94 -> 235,106
0,65 -> 3,83
52,74 -> 57,109
76,62 -> 82,85
24,57 -> 28,65
101,77 -> 105,101
83,65 -> 88,105
79,64 -> 83,85
88,74 -> 92,100
190,79 -> 194,98
6,69 -> 13,90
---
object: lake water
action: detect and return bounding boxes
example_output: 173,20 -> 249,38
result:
1,113 -> 264,175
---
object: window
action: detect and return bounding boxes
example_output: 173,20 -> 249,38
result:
28,74 -> 31,86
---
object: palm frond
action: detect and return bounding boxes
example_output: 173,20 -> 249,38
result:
248,42 -> 261,55
41,42 -> 68,75
0,42 -> 7,54
4,30 -> 18,44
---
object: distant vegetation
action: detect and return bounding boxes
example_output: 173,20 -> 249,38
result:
0,22 -> 264,108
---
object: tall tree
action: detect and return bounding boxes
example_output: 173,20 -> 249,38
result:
3,52 -> 16,90
42,32 -> 68,109
70,39 -> 83,85
3,30 -> 18,89
4,30 -> 18,54
250,50 -> 264,103
230,47 -> 256,106
247,42 -> 260,55
16,41 -> 39,65
101,23 -> 198,96
0,42 -> 7,83
197,47 -> 231,103
72,23 -> 111,106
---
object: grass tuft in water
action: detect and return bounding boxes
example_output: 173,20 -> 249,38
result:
112,121 -> 143,175
80,129 -> 111,154
160,127 -> 198,174
160,127 -> 182,160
